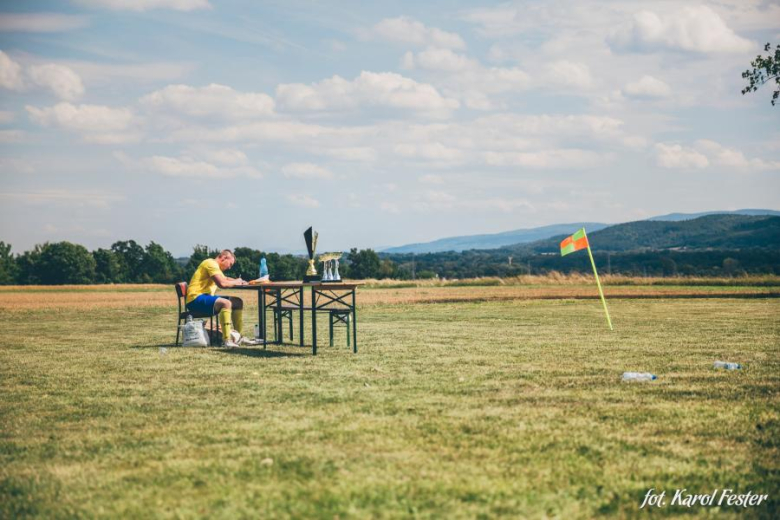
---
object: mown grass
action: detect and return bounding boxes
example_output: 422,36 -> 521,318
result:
0,285 -> 778,519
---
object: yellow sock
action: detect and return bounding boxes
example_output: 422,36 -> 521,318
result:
219,308 -> 232,340
233,310 -> 243,337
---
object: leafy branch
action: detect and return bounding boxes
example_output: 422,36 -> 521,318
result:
741,43 -> 780,106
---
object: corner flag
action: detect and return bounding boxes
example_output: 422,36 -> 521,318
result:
560,228 -> 613,330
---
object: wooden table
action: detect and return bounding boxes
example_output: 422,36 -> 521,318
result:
231,281 -> 361,355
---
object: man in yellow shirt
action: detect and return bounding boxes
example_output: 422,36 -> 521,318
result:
186,249 -> 257,347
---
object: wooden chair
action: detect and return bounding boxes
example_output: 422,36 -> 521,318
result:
174,282 -> 220,346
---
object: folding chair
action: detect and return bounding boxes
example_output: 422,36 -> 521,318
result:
174,282 -> 220,346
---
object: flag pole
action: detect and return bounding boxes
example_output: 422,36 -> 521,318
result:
583,229 -> 613,331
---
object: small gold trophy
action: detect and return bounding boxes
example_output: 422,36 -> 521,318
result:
303,226 -> 320,282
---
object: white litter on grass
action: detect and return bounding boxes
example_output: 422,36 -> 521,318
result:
622,372 -> 657,381
159,347 -> 167,356
714,361 -> 742,370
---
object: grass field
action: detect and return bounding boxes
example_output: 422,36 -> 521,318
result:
1,280 -> 778,518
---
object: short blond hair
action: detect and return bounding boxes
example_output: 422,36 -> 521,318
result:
217,249 -> 234,260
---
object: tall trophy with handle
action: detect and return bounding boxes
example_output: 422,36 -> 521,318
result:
303,226 -> 321,282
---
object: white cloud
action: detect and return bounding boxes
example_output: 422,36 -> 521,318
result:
26,102 -> 135,132
195,148 -> 248,166
74,0 -> 211,11
69,61 -> 196,86
27,63 -> 85,100
402,47 -> 477,72
695,140 -> 780,171
0,157 -> 36,173
401,49 -> 530,109
276,71 -> 459,116
0,189 -> 124,209
0,51 -> 24,91
655,143 -> 709,169
365,17 -> 465,49
319,147 -> 377,162
0,130 -> 26,143
282,163 -> 334,180
140,84 -> 275,119
624,75 -> 671,98
485,149 -> 609,169
609,6 -> 753,54
287,194 -> 320,208
380,201 -> 400,213
0,13 -> 89,32
419,174 -> 444,184
141,154 -> 261,179
395,142 -> 465,163
545,60 -> 595,89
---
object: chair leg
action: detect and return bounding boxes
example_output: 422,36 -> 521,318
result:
346,315 -> 350,347
175,318 -> 181,347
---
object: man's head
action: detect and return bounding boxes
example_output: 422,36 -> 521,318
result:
216,249 -> 235,271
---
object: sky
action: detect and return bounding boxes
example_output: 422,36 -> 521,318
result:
1,0 -> 779,257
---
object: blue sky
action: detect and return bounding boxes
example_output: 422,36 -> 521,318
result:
1,0 -> 779,256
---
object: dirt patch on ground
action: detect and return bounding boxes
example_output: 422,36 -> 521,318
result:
0,284 -> 776,311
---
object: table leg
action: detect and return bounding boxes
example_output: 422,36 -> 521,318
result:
311,286 -> 317,356
299,288 -> 304,347
352,289 -> 357,353
260,290 -> 267,346
275,288 -> 283,344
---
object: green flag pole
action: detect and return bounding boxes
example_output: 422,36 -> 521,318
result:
583,229 -> 613,331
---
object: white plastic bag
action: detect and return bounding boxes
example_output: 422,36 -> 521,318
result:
181,316 -> 208,347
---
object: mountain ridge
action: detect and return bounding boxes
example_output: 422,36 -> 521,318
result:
382,209 -> 780,254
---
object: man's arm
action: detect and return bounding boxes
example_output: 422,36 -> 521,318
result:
212,273 -> 247,288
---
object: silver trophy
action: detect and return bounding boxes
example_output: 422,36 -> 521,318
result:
319,252 -> 342,283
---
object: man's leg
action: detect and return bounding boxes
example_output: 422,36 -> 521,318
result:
214,297 -> 233,342
229,297 -> 244,337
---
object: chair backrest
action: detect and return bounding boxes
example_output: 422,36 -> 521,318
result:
175,282 -> 187,314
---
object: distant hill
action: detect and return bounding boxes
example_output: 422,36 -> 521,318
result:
381,223 -> 609,254
512,215 -> 780,254
382,209 -> 780,254
648,209 -> 780,222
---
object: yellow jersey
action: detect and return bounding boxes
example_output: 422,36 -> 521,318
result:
186,258 -> 223,303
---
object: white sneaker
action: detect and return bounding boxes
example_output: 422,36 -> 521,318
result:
229,330 -> 241,343
223,339 -> 240,348
240,336 -> 262,346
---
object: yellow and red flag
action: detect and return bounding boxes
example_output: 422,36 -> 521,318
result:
560,228 -> 588,256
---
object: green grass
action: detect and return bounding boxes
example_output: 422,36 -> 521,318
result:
1,290 -> 778,518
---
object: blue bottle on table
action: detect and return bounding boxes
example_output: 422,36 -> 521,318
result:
259,257 -> 268,278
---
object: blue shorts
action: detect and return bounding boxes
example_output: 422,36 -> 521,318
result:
186,294 -> 223,316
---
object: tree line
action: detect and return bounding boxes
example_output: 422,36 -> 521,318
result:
0,240 -> 389,285
1,239 -> 778,285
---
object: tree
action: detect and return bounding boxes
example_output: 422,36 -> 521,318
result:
36,242 -> 96,284
0,242 -> 18,284
93,248 -> 122,283
347,248 -> 381,279
111,240 -> 145,282
140,241 -> 181,283
16,245 -> 44,284
742,43 -> 780,106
